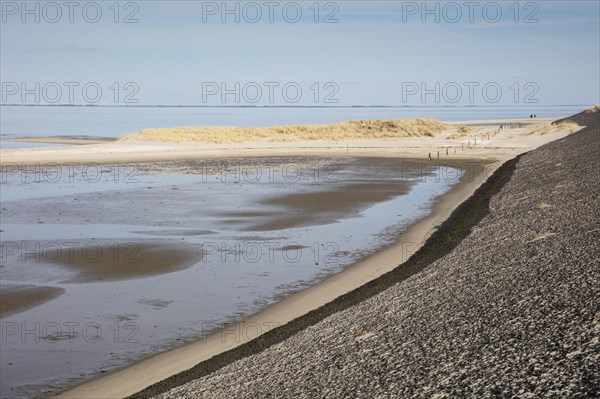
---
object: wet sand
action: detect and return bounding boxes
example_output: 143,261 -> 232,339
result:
0,284 -> 66,318
50,242 -> 200,283
1,157 -> 441,231
0,117 -> 581,398
56,160 -> 493,399
0,241 -> 200,318
249,181 -> 413,231
1,155 -> 462,397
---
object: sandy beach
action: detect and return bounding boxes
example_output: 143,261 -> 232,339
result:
0,118 -> 575,167
3,2 -> 598,396
0,115 -> 573,398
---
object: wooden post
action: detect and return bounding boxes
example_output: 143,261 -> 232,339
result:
428,153 -> 432,161
446,147 -> 449,155
437,151 -> 440,159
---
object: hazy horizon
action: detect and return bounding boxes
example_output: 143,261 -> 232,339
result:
1,1 -> 599,107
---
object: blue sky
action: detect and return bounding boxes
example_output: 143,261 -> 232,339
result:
1,0 -> 599,106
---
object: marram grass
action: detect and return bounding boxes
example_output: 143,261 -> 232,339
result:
126,119 -> 462,144
529,121 -> 579,136
585,104 -> 599,113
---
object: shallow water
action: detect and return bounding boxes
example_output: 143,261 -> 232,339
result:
0,157 -> 462,398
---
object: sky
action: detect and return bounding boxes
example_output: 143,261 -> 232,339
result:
1,0 -> 599,106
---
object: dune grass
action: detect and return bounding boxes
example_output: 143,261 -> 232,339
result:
529,121 -> 579,136
126,119 -> 464,144
585,104 -> 600,113
447,125 -> 474,140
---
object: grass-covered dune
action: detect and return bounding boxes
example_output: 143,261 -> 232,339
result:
125,118 -> 457,143
529,121 -> 579,135
553,104 -> 599,127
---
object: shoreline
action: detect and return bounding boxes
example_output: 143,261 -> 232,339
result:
1,116 -> 579,398
57,158 -> 497,399
2,137 -> 117,145
0,117 -> 574,167
138,112 -> 599,398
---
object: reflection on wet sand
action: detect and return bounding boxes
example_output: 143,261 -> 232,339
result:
47,242 -> 200,283
0,156 -> 462,397
0,284 -> 65,318
241,180 -> 413,231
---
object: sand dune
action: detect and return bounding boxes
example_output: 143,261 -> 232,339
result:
126,118 -> 454,143
0,117 -> 583,168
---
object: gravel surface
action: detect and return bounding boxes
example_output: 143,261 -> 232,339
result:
155,121 -> 599,398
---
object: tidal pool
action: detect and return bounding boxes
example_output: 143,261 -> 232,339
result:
0,156 -> 464,398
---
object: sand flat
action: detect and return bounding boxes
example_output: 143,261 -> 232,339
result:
2,155 -> 463,397
0,284 -> 65,318
245,180 -> 415,231
55,158 -> 494,399
48,242 -> 200,283
0,116 -> 582,398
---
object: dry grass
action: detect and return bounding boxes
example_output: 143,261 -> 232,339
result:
125,119 -> 468,144
447,125 -> 474,140
585,104 -> 600,113
529,121 -> 579,136
529,125 -> 551,135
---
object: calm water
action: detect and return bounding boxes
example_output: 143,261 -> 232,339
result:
0,156 -> 463,398
0,105 -> 584,142
0,103 -> 583,397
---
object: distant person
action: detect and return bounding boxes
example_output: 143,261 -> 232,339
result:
530,114 -> 533,119
534,114 -> 537,118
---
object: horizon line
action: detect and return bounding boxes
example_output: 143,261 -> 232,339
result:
0,104 -> 591,109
